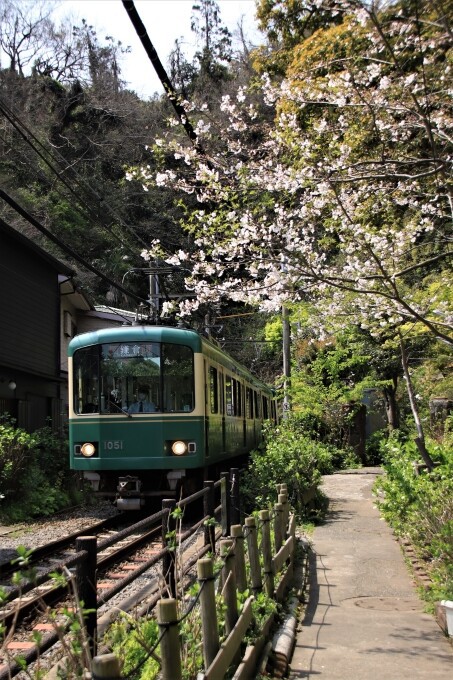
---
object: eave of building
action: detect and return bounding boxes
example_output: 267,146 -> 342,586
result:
0,218 -> 74,275
59,275 -> 93,312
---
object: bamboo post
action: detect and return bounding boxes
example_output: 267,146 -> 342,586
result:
162,499 -> 177,598
91,654 -> 121,679
220,538 -> 238,635
157,598 -> 182,680
203,480 -> 216,552
259,509 -> 274,597
221,471 -> 230,537
76,536 -> 97,658
231,524 -> 247,592
230,467 -> 240,526
274,502 -> 284,553
244,516 -> 262,593
197,557 -> 220,669
279,492 -> 289,534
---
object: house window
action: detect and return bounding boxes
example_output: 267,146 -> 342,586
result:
64,311 -> 74,338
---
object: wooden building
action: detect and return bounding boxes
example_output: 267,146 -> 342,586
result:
0,218 -> 78,431
0,219 -> 141,432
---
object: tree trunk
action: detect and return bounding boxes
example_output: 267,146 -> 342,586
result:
399,332 -> 435,471
383,375 -> 400,430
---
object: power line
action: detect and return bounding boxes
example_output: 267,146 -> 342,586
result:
122,0 -> 209,161
0,95 -> 149,255
0,188 -> 149,306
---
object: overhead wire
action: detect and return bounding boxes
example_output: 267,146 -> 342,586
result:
0,188 -> 150,307
122,0 -> 206,157
0,92 -> 176,308
0,94 -> 150,254
0,3 -> 203,312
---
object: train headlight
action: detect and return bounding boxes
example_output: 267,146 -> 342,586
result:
81,442 -> 96,457
171,440 -> 187,456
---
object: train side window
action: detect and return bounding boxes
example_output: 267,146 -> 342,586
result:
246,387 -> 253,419
210,366 -> 218,414
234,380 -> 242,416
262,395 -> 269,420
219,372 -> 225,414
254,391 -> 261,418
271,400 -> 277,421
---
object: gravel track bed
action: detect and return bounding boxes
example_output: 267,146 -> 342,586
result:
0,502 -> 120,564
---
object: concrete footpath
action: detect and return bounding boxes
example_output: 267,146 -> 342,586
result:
288,468 -> 452,679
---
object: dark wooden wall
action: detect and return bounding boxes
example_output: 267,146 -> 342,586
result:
0,220 -> 72,431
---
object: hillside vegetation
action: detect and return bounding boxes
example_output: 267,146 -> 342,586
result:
0,0 -> 451,605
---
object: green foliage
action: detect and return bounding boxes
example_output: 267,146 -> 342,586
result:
103,614 -> 160,679
241,418 -> 342,519
0,421 -> 77,522
375,435 -> 453,602
179,607 -> 204,680
254,0 -> 344,75
237,588 -> 278,645
103,603 -> 207,680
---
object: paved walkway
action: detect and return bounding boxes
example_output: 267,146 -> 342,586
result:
289,469 -> 452,679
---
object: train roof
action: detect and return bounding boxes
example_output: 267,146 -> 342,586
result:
68,325 -> 203,354
68,325 -> 272,392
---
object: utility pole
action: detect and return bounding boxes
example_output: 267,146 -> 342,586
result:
282,305 -> 291,417
149,268 -> 160,322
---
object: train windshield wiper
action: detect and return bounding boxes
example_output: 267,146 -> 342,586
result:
108,401 -> 132,418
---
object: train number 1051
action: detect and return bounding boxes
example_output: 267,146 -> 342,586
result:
103,440 -> 124,450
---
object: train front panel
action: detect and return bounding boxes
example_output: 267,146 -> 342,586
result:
68,326 -> 207,506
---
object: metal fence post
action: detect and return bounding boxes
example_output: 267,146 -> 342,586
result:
230,467 -> 240,526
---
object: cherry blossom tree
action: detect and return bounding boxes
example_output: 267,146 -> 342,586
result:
133,0 -> 452,351
129,0 -> 452,464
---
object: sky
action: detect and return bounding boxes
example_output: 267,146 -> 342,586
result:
53,0 -> 263,98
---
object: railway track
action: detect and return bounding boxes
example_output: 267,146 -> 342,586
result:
0,513 -> 163,630
0,513 -> 123,581
0,507 -> 210,679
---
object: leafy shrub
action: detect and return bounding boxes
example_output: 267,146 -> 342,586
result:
104,599 -> 207,679
0,422 -> 35,496
375,434 -> 453,602
0,420 -> 78,522
241,417 -> 342,519
364,429 -> 387,466
104,615 -> 160,679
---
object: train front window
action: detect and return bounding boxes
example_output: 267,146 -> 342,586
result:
162,343 -> 194,412
73,341 -> 194,414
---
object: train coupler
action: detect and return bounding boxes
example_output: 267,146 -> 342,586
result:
116,476 -> 144,510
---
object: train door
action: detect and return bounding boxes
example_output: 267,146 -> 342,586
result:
220,371 -> 226,452
245,385 -> 254,448
204,360 -> 210,459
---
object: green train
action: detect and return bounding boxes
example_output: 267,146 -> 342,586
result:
68,325 -> 277,509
